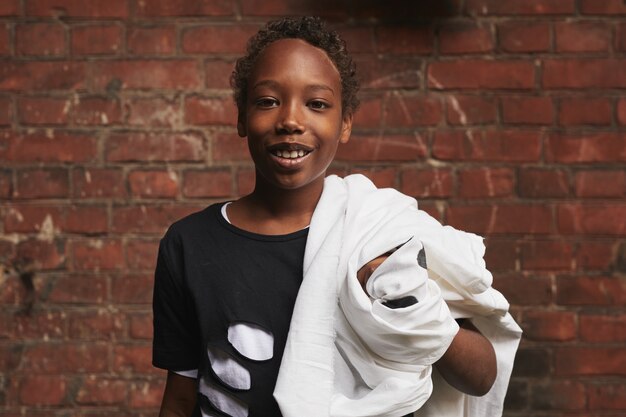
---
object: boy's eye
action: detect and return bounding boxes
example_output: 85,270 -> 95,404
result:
308,100 -> 329,110
256,98 -> 278,108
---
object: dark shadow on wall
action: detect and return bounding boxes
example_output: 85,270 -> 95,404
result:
280,0 -> 461,24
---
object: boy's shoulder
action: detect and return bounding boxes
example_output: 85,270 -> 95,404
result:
161,202 -> 222,243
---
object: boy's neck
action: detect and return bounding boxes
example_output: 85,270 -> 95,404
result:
227,175 -> 324,235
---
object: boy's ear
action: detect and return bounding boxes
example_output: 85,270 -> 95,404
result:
237,112 -> 247,137
339,112 -> 353,144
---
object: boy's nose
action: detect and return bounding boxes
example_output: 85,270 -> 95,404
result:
275,102 -> 305,134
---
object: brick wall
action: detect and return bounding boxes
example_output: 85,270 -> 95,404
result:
1,0 -> 625,415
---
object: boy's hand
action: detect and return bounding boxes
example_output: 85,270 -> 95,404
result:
356,254 -> 389,294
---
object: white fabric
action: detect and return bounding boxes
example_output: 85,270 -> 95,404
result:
274,174 -> 522,417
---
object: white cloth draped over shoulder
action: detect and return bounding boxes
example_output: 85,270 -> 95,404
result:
273,174 -> 522,417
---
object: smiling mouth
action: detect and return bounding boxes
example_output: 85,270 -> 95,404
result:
271,149 -> 311,159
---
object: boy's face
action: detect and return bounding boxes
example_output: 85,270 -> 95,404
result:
237,38 -> 352,191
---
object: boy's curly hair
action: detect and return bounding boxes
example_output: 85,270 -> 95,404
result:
231,16 -> 360,115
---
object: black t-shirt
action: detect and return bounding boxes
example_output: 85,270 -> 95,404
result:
153,203 -> 308,417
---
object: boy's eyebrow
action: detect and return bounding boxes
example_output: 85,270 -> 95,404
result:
252,80 -> 335,95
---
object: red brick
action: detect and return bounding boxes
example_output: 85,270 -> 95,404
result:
239,0 -> 349,17
15,23 -> 65,56
349,167 -> 397,189
129,312 -> 153,339
493,274 -> 553,305
555,347 -> 626,376
498,21 -> 550,53
0,169 -> 12,197
588,384 -> 626,410
127,97 -> 182,128
112,205 -> 200,234
558,203 -> 626,235
182,24 -> 259,54
458,168 -> 514,198
556,276 -> 626,305
72,96 -> 122,125
0,97 -> 12,125
531,381 -> 586,410
618,98 -> 626,124
559,97 -> 611,126
76,376 -> 128,405
520,311 -> 576,342
446,95 -> 496,125
575,170 -> 626,198
580,314 -> 626,343
400,168 -> 453,198
72,168 -> 127,198
383,94 -> 441,127
0,0 -> 19,15
127,25 -> 175,55
15,168 -> 69,199
25,0 -> 128,17
19,375 -> 66,405
3,204 -> 63,233
428,60 -> 534,90
0,344 -> 22,372
484,238 -> 517,272
11,310 -> 66,339
91,60 -> 202,91
518,168 -> 570,198
16,239 -> 65,270
439,22 -> 493,54
129,379 -> 165,408
447,204 -> 553,235
126,239 -> 158,270
433,130 -> 541,162
17,96 -> 70,125
65,205 -> 108,234
22,343 -> 108,373
182,169 -> 233,198
71,24 -> 122,55
546,133 -> 626,163
501,96 -> 553,125
521,240 -> 574,271
336,133 -> 427,162
336,26 -> 375,54
111,274 -> 153,304
0,61 -> 85,91
105,132 -> 205,162
543,59 -> 626,89
48,275 -> 107,304
466,0 -> 575,15
356,56 -> 422,90
129,170 -> 180,198
113,344 -> 154,373
134,0 -> 232,16
576,241 -> 616,270
555,21 -> 611,52
68,312 -> 124,340
352,95 -> 383,129
580,0 -> 626,14
205,59 -> 235,89
212,132 -> 249,161
184,95 -> 237,126
0,23 -> 10,55
71,239 -> 125,271
376,26 -> 433,54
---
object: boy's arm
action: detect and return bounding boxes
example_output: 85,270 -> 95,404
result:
159,371 -> 197,417
357,256 -> 497,396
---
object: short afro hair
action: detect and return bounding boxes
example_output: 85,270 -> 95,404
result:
231,16 -> 360,116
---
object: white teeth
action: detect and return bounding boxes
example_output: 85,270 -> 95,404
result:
273,149 -> 309,159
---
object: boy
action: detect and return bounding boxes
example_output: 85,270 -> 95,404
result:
153,17 -> 508,417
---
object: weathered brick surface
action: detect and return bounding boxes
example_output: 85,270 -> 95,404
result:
0,5 -> 623,415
